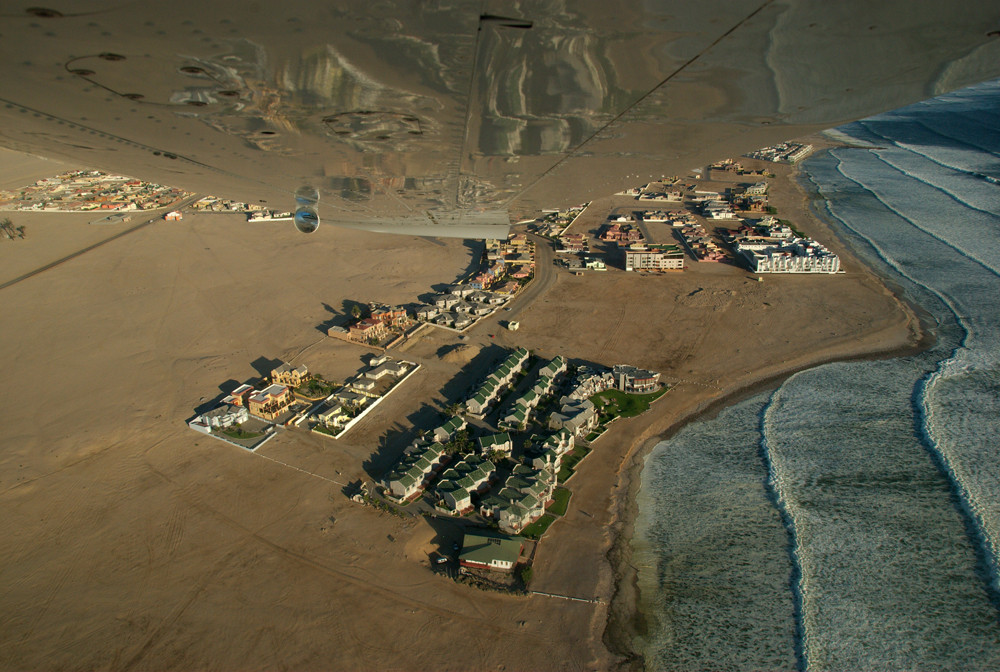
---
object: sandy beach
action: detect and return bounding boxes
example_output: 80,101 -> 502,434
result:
0,140 -> 921,670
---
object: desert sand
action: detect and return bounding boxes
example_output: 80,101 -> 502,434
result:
0,142 -> 920,670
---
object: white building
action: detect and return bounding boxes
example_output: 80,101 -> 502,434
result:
188,404 -> 249,434
740,239 -> 840,274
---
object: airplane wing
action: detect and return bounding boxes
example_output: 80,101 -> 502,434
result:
1,1 -> 998,237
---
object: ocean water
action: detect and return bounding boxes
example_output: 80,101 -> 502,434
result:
633,79 -> 1000,670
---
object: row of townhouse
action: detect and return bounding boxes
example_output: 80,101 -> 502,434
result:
465,347 -> 530,416
415,288 -> 510,328
479,432 -> 513,457
380,412 -> 475,502
480,465 -> 557,534
315,358 -> 416,432
436,454 -> 496,513
548,398 -> 599,437
500,356 -> 566,430
469,260 -> 507,290
432,415 -> 468,443
347,304 -> 410,343
678,222 -> 726,262
527,429 -> 575,472
382,442 -> 448,501
564,367 -> 615,401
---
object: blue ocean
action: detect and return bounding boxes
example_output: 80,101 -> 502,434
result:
632,79 -> 1000,670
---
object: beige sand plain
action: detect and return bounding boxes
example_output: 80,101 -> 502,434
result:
0,143 -> 920,670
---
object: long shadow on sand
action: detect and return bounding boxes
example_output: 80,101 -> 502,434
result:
361,343 -> 511,481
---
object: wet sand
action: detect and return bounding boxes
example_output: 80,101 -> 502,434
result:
0,141 -> 920,670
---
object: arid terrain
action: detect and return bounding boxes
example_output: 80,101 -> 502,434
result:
0,143 -> 919,670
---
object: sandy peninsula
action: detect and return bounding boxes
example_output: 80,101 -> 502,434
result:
0,140 -> 920,670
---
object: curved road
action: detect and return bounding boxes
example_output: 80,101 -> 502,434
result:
499,233 -> 557,321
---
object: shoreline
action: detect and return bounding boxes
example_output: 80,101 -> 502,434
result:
598,141 -> 933,669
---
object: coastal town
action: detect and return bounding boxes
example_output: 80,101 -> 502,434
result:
544,145 -> 839,276
0,169 -> 190,213
1,125 -> 929,672
178,145 -> 844,584
188,279 -> 668,585
7,139 -> 846,596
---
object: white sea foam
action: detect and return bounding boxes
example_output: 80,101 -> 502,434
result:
633,79 -> 1000,671
633,397 -> 797,671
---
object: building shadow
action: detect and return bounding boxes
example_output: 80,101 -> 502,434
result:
249,355 -> 283,378
362,418 -> 424,480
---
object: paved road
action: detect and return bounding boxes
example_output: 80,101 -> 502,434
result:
0,193 -> 202,291
501,233 -> 556,321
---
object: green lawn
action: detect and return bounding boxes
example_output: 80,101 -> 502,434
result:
312,425 -> 336,436
220,426 -> 263,440
547,487 -> 572,516
520,514 -> 556,539
557,445 -> 591,483
590,386 -> 668,419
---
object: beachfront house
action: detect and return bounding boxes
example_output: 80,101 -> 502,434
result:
613,365 -> 661,393
548,399 -> 598,437
459,531 -> 524,572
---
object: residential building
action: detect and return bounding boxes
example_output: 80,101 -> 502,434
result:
382,442 -> 448,500
459,531 -> 524,572
739,239 -> 841,274
188,404 -> 249,434
349,317 -> 387,342
501,406 -> 528,430
566,369 -> 615,400
613,364 -> 661,393
538,356 -> 567,380
247,384 -> 293,420
548,398 -> 598,436
222,383 -> 255,407
479,432 -> 513,457
365,359 -> 410,380
432,416 -> 467,443
436,454 -> 495,512
624,245 -> 685,271
434,294 -> 460,309
370,304 -> 408,327
271,362 -> 308,388
316,403 -> 350,429
416,305 -> 439,321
